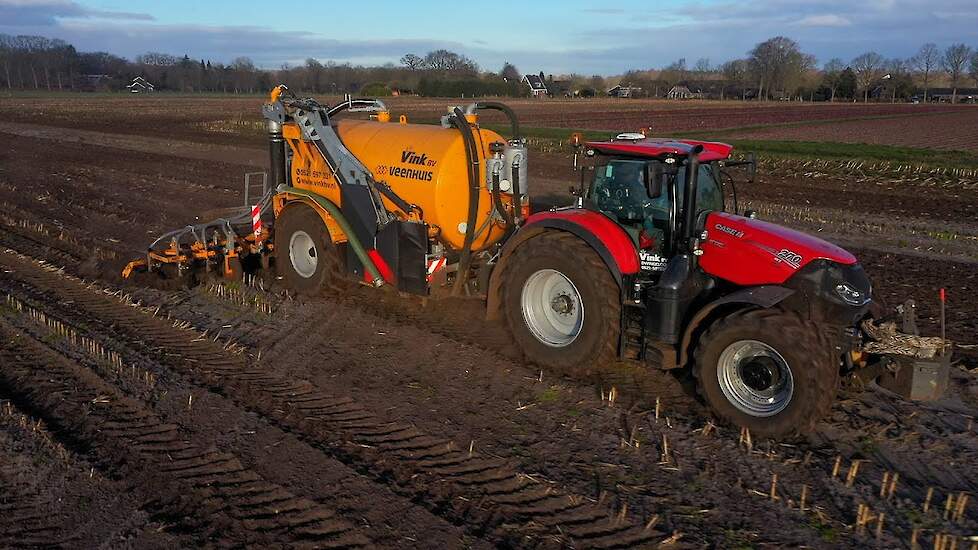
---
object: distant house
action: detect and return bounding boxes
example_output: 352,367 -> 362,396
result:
126,76 -> 155,93
666,85 -> 704,100
928,88 -> 978,103
607,84 -> 642,98
522,73 -> 548,97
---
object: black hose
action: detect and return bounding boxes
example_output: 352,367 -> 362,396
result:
469,101 -> 524,227
450,107 -> 480,295
472,101 -> 522,140
510,156 -> 523,225
268,123 -> 288,188
683,145 -> 705,250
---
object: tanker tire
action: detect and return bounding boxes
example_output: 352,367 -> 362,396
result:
693,308 -> 838,438
501,231 -> 620,376
275,205 -> 340,296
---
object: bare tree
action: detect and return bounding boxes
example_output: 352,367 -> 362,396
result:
0,35 -> 13,89
587,74 -> 606,94
694,57 -> 711,73
910,43 -> 940,101
942,43 -> 973,103
304,58 -> 324,92
720,59 -> 749,100
136,52 -> 177,66
851,51 -> 885,102
970,51 -> 978,87
748,36 -> 814,100
399,53 -> 423,70
822,58 -> 845,102
660,57 -> 687,86
422,49 -> 478,75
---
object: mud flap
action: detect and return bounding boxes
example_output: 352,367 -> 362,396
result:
375,220 -> 427,295
876,354 -> 951,401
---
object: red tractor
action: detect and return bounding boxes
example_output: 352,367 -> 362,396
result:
488,134 -> 948,437
128,91 -> 949,438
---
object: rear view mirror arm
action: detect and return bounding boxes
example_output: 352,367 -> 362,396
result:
720,169 -> 739,215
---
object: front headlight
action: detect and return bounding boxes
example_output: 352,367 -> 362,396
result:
834,282 -> 870,306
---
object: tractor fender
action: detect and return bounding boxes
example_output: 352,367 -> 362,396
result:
486,210 -> 639,321
677,285 -> 796,368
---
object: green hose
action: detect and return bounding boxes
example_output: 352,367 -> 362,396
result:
277,186 -> 385,286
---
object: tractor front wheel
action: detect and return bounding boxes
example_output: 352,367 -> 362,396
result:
693,309 -> 839,438
501,231 -> 620,376
275,205 -> 340,295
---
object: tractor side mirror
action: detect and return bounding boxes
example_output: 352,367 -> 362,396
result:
747,151 -> 757,183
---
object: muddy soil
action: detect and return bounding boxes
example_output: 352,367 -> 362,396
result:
1,109 -> 976,548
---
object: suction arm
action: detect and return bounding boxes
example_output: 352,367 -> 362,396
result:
465,101 -> 522,141
449,107 -> 481,295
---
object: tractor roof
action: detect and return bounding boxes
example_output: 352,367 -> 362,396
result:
586,138 -> 734,162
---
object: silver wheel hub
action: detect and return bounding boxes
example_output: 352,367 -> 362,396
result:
717,340 -> 794,417
521,269 -> 584,347
289,230 -> 318,278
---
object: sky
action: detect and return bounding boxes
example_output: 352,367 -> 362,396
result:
1,0 -> 977,75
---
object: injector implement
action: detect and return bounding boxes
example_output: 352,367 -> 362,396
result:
124,85 -> 950,437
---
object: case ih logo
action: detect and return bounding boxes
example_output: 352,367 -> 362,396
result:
774,248 -> 803,269
714,223 -> 744,238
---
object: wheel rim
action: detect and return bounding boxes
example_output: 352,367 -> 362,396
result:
520,269 -> 584,347
717,340 -> 794,417
288,230 -> 318,278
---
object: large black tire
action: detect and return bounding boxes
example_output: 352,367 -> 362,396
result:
275,205 -> 340,295
693,308 -> 839,438
500,231 -> 621,375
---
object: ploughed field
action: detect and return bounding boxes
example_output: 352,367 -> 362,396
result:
1,94 -> 973,148
0,95 -> 976,548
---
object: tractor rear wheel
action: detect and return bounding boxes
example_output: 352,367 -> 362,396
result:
275,205 -> 340,295
693,308 -> 838,438
501,231 -> 620,376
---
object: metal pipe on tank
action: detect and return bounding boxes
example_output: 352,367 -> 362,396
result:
682,145 -> 705,250
267,119 -> 288,188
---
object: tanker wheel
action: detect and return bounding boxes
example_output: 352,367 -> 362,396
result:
693,308 -> 839,438
275,205 -> 340,295
501,231 -> 620,376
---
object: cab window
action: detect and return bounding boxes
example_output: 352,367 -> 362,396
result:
589,160 -> 650,223
675,162 -> 725,219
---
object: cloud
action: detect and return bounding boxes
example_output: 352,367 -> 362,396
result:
1,0 -> 977,74
0,0 -> 153,26
44,20 -> 462,68
795,14 -> 852,27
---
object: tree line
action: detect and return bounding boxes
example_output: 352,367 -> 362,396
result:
1,33 -> 976,101
620,37 -> 978,103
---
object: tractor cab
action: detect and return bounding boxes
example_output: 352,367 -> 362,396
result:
576,135 -> 747,275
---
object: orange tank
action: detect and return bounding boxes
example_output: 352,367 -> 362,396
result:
281,116 -> 515,252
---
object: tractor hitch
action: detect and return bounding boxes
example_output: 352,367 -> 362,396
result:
852,304 -> 951,401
